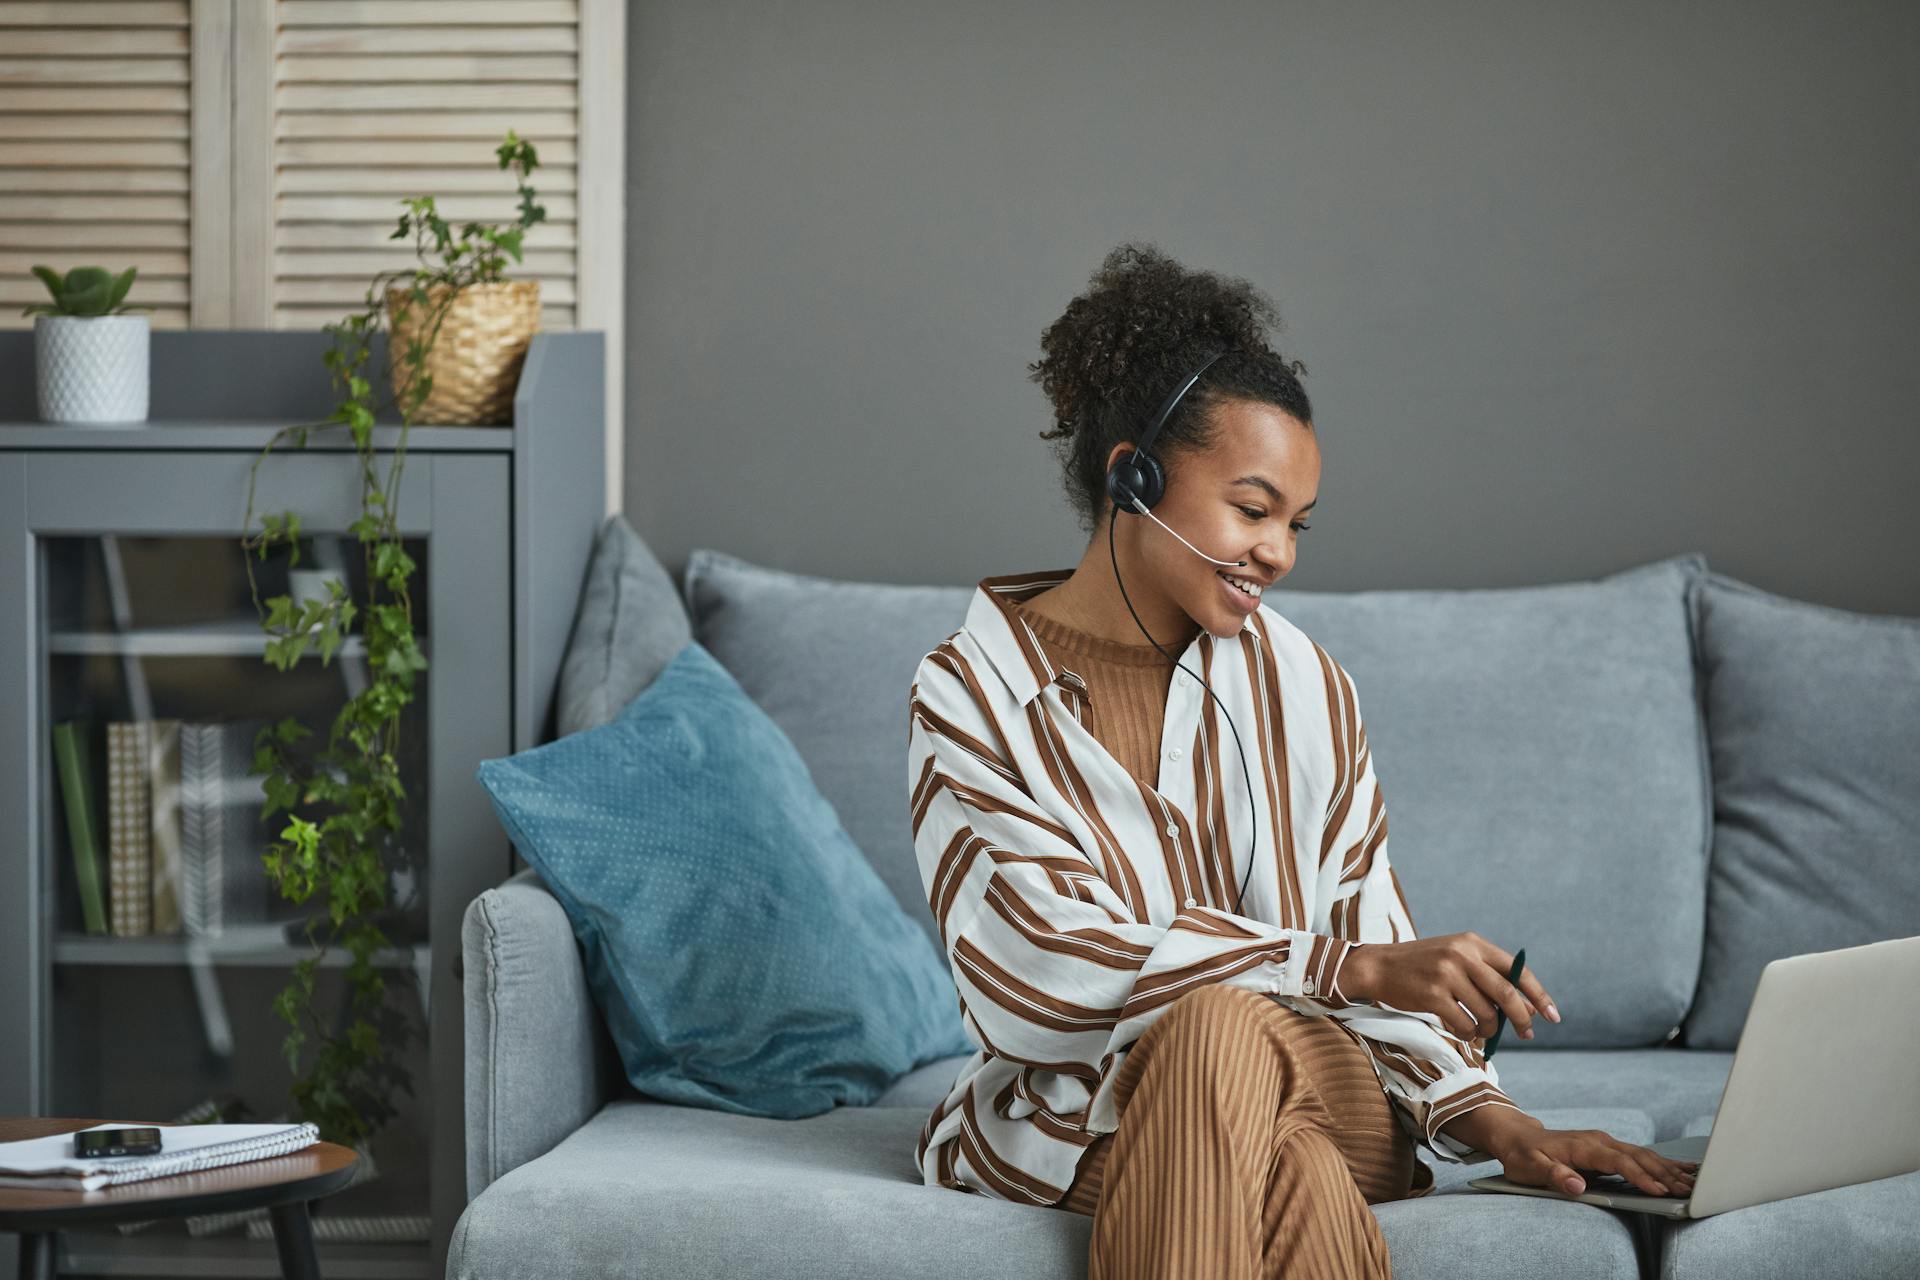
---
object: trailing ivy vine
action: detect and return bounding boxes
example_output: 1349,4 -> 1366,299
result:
237,132 -> 544,1147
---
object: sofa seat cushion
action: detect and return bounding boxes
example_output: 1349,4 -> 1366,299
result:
879,1047 -> 1734,1146
447,1098 -> 1652,1280
1658,1109 -> 1920,1278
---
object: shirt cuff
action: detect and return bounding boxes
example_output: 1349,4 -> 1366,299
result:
1421,1077 -> 1526,1164
1298,935 -> 1360,1009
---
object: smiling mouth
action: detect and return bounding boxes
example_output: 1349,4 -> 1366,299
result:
1218,571 -> 1264,598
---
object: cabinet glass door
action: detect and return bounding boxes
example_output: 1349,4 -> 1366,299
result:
40,531 -> 435,1272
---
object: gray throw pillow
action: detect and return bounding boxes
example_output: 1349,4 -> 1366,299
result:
555,514 -> 692,737
681,549 -> 972,947
1681,571 -> 1920,1048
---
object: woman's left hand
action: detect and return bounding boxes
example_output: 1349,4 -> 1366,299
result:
1490,1125 -> 1700,1198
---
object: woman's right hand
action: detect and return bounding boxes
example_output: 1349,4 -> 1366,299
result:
1337,933 -> 1558,1044
1490,1122 -> 1700,1199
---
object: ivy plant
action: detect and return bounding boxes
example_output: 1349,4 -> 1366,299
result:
237,131 -> 545,1148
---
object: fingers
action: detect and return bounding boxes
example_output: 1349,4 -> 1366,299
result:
1467,959 -> 1535,1040
1452,988 -> 1501,1042
1609,1147 -> 1675,1195
1467,935 -> 1558,1032
1654,1151 -> 1700,1190
1514,965 -> 1559,1024
1547,1160 -> 1588,1196
1622,1143 -> 1698,1193
1590,1142 -> 1696,1197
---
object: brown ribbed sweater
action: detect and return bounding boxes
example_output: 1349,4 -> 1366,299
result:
1010,600 -> 1179,787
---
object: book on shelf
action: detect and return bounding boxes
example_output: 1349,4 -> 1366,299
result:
56,717 -> 283,940
107,720 -> 155,936
51,719 -> 108,935
149,718 -> 183,933
178,717 -> 279,939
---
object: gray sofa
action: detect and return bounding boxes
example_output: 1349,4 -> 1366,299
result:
447,546 -> 1920,1279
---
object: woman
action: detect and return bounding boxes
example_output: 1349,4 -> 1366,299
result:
905,243 -> 1697,1278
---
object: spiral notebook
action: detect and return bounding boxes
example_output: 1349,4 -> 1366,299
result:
0,1122 -> 320,1192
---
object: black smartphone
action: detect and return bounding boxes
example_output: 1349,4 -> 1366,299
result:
74,1127 -> 163,1158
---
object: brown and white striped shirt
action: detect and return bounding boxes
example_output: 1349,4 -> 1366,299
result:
907,568 -> 1523,1204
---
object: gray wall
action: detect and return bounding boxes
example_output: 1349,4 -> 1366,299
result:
622,0 -> 1920,616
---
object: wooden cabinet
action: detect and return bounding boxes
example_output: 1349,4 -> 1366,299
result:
0,329 -> 604,1278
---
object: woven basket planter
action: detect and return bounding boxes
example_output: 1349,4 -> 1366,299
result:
384,280 -> 541,426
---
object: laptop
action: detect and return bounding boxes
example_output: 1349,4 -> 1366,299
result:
1467,934 -> 1920,1219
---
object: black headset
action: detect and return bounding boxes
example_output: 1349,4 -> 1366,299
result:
1103,349 -> 1262,912
1105,350 -> 1227,513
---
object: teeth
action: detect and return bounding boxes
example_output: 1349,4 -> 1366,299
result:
1219,572 -> 1260,597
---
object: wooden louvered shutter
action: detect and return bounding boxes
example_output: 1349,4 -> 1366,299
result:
0,0 -> 204,329
246,0 -> 607,333
241,0 -> 625,511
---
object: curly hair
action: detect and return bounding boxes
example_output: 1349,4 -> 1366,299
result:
1029,241 -> 1314,537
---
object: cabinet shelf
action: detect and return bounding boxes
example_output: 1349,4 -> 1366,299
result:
0,421 -> 513,455
53,928 -> 429,971
47,618 -> 401,660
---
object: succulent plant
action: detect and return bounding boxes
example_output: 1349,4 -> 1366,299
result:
22,265 -> 146,317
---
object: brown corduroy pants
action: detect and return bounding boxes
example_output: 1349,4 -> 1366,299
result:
1058,984 -> 1429,1280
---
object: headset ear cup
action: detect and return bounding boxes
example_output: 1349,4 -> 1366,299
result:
1106,460 -> 1139,511
1131,451 -> 1166,509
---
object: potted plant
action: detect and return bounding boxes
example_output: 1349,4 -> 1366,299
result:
234,131 -> 545,1149
21,265 -> 152,425
384,158 -> 547,425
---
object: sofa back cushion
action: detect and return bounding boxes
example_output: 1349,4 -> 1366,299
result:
556,514 -> 693,737
683,549 -> 970,947
1682,571 -> 1920,1048
1267,554 -> 1710,1048
686,549 -> 1710,1049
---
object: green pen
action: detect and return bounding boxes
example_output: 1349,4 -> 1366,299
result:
1483,947 -> 1525,1058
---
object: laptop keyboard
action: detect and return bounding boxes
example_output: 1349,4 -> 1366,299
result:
1586,1173 -> 1686,1197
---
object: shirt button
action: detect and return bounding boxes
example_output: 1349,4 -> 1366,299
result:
1168,747 -> 1183,761
1165,822 -> 1179,837
1183,896 -> 1196,908
1178,673 -> 1191,687
1303,977 -> 1317,994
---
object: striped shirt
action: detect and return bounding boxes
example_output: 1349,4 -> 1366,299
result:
907,568 -> 1523,1204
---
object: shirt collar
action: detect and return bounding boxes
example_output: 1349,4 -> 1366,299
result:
964,568 -> 1258,708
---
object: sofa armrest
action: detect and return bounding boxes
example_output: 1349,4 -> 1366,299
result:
462,867 -> 621,1199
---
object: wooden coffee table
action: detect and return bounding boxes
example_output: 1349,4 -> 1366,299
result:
0,1118 -> 359,1280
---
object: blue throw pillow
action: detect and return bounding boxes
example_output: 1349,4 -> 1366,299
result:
476,640 -> 971,1118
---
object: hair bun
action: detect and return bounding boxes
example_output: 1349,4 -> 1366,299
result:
1028,241 -> 1313,537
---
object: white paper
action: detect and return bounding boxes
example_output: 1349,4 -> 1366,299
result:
0,1122 -> 319,1191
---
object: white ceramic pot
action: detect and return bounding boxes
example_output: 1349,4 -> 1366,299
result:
34,313 -> 150,424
